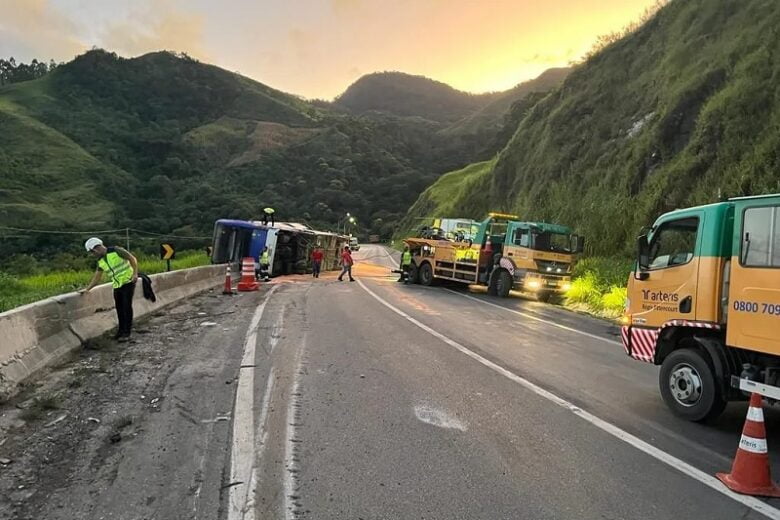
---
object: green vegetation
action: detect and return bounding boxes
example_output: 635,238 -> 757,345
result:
400,0 -> 780,317
0,250 -> 210,313
2,51 -> 567,264
396,159 -> 496,238
334,71 -> 496,123
564,257 -> 633,317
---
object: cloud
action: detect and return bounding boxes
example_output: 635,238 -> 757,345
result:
100,5 -> 210,60
0,0 -> 86,60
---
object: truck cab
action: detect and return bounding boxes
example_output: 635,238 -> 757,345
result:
490,220 -> 583,301
623,194 -> 780,421
403,213 -> 584,301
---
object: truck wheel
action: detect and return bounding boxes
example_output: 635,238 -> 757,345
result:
407,263 -> 419,284
487,273 -> 498,295
495,270 -> 512,298
659,348 -> 727,422
419,262 -> 434,286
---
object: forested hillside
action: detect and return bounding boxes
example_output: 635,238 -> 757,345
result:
0,49 -> 566,259
400,0 -> 780,256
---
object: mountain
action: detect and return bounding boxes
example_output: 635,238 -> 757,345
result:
441,67 -> 570,137
400,0 -> 780,256
334,72 -> 499,123
0,50 -> 486,257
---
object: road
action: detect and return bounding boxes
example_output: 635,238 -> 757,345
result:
1,244 -> 779,519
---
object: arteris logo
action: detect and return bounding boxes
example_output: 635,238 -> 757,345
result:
641,289 -> 679,303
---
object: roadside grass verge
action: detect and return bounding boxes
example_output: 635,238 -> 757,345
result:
564,257 -> 633,319
0,250 -> 211,313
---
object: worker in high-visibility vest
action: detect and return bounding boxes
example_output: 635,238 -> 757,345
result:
80,237 -> 139,342
399,245 -> 413,283
257,247 -> 271,281
262,207 -> 275,226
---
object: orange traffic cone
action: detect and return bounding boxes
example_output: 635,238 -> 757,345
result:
236,257 -> 259,292
222,264 -> 234,295
716,392 -> 780,497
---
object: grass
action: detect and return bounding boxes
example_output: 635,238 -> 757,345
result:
0,250 -> 211,313
564,257 -> 633,318
394,159 -> 495,239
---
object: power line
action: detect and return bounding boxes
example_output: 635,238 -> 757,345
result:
0,225 -> 211,240
0,226 -> 125,235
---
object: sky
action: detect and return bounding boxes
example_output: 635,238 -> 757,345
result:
0,0 -> 659,99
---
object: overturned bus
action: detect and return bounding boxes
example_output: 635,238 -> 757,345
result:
211,219 -> 348,276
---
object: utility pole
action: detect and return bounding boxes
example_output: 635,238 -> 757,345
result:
125,228 -> 130,250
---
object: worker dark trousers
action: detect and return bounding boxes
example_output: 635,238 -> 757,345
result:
114,282 -> 136,336
312,260 -> 321,278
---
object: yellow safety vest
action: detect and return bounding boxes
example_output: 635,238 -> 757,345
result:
261,251 -> 270,264
98,250 -> 134,289
402,251 -> 412,266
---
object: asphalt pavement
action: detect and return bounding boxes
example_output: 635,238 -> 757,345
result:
2,244 -> 780,519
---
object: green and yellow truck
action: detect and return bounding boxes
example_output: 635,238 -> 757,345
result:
404,213 -> 584,301
623,194 -> 780,421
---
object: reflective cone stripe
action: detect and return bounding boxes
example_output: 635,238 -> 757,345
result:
223,265 -> 233,294
716,393 -> 780,497
237,257 -> 259,292
746,406 -> 764,423
739,435 -> 768,455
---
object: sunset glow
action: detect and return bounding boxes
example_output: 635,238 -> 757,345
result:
0,0 -> 659,98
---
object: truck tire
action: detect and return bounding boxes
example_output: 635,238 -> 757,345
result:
419,262 -> 434,286
407,263 -> 419,284
487,272 -> 498,295
659,348 -> 727,422
495,270 -> 512,298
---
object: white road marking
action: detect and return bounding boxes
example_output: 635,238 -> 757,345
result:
357,280 -> 780,520
446,289 -> 622,346
284,338 -> 305,520
243,368 -> 275,520
228,285 -> 279,520
414,404 -> 467,431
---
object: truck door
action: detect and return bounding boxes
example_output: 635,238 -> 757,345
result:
629,215 -> 702,327
727,202 -> 780,355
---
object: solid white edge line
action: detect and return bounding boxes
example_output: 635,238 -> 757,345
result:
444,288 -> 622,346
228,285 -> 279,520
357,279 -> 780,520
284,337 -> 304,520
243,368 -> 275,520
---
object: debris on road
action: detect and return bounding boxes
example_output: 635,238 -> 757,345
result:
201,416 -> 230,424
87,417 -> 100,424
44,414 -> 67,428
0,458 -> 11,465
200,322 -> 218,327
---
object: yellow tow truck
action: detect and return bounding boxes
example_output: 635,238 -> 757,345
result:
404,213 -> 584,301
623,194 -> 780,421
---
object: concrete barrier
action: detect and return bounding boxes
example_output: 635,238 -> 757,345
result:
0,264 -> 225,398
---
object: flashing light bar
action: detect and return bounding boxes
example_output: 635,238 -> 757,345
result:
488,212 -> 520,220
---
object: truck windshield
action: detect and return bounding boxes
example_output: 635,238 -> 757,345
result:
533,231 -> 572,253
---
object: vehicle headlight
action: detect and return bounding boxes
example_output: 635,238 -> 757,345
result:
561,282 -> 572,292
527,280 -> 541,290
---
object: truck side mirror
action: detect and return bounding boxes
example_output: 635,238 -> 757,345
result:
636,234 -> 650,280
572,235 -> 585,254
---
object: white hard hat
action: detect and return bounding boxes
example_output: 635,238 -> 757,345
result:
84,237 -> 103,251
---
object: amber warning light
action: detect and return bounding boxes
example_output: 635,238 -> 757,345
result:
488,212 -> 520,220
